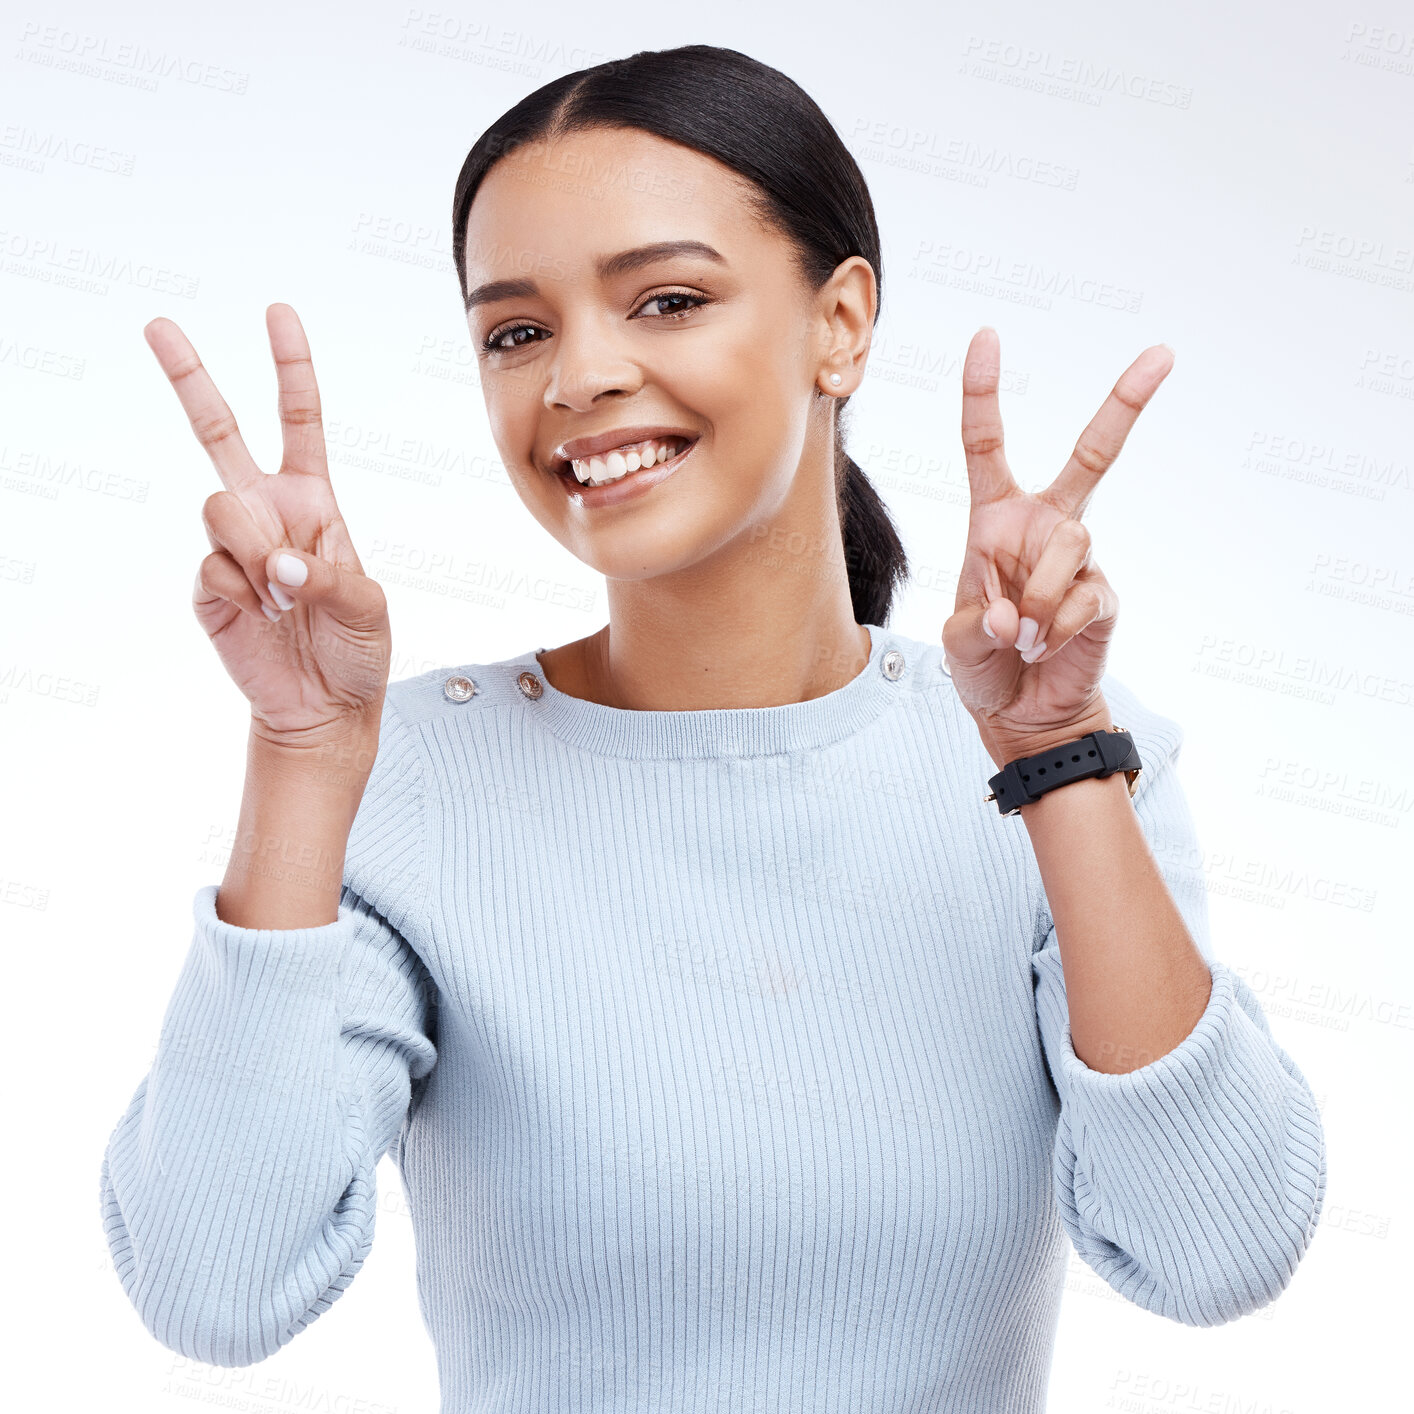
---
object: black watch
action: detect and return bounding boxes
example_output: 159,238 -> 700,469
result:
984,725 -> 1143,818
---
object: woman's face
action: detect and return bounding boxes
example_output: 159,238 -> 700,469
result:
461,126 -> 872,583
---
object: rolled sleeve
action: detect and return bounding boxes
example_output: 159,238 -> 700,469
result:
1032,679 -> 1328,1326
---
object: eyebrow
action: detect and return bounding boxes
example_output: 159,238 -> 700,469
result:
464,239 -> 727,312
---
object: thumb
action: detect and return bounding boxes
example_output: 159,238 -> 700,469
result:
943,596 -> 1019,674
262,547 -> 386,626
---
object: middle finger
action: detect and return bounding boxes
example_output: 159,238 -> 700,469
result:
267,303 -> 330,479
1044,344 -> 1173,520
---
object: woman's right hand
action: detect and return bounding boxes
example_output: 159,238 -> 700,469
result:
147,304 -> 392,749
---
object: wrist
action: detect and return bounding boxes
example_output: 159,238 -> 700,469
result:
976,703 -> 1115,772
225,727 -> 381,931
248,719 -> 381,796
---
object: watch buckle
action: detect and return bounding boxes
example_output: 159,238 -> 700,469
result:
1110,725 -> 1141,797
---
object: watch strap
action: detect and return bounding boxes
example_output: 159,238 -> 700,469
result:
985,726 -> 1143,817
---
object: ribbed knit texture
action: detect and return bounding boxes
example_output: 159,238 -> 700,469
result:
99,622 -> 1327,1412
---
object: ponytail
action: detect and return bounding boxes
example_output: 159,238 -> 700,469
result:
832,398 -> 909,628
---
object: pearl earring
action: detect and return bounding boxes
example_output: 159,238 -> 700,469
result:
828,373 -> 842,386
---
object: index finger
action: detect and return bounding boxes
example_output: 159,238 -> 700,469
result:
143,317 -> 264,492
960,326 -> 1019,506
1044,344 -> 1174,519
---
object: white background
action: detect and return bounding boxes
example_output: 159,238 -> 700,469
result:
5,1 -> 1409,1409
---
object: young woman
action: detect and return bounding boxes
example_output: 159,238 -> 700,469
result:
100,44 -> 1326,1413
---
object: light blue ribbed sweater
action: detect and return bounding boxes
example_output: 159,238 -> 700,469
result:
99,621 -> 1327,1412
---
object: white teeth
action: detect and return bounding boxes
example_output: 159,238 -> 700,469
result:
570,436 -> 689,487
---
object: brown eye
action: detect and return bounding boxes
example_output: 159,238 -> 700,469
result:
634,291 -> 708,320
481,324 -> 545,355
481,291 -> 709,356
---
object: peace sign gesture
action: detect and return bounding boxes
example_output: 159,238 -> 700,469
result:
147,304 -> 393,748
940,327 -> 1175,765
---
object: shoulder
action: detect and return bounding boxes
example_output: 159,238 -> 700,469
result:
1094,670 -> 1187,777
876,625 -> 961,712
384,645 -> 544,729
880,624 -> 977,750
351,644 -> 542,829
882,628 -> 1189,794
342,646 -> 541,922
889,620 -> 1185,755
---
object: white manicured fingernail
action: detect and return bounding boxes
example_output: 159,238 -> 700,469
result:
262,602 -> 282,623
1015,617 -> 1038,652
267,579 -> 294,611
1021,639 -> 1047,663
982,609 -> 996,639
275,553 -> 307,587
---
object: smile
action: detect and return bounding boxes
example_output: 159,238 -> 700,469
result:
554,435 -> 700,508
568,435 -> 696,487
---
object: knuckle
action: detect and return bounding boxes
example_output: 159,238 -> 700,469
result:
1070,435 -> 1110,476
200,491 -> 245,552
1111,378 -> 1145,414
355,572 -> 387,614
191,409 -> 239,448
1074,583 -> 1102,623
207,547 -> 239,579
963,430 -> 1005,457
194,551 -> 226,597
168,350 -> 204,384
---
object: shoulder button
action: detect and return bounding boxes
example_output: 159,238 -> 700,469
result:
443,674 -> 477,703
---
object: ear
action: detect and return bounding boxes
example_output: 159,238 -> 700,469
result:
814,255 -> 876,390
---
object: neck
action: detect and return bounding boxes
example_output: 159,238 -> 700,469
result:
586,613 -> 870,713
538,410 -> 873,712
543,579 -> 869,714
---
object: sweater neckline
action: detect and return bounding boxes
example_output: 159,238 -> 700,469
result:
512,622 -> 914,760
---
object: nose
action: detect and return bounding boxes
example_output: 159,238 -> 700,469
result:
543,318 -> 642,411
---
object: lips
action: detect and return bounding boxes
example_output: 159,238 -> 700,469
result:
564,438 -> 697,490
554,433 -> 700,507
550,424 -> 701,476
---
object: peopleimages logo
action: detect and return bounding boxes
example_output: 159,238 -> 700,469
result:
0,229 -> 199,299
15,21 -> 249,94
850,117 -> 1081,192
0,125 -> 137,177
1340,22 -> 1414,77
959,35 -> 1193,108
397,6 -> 615,79
909,238 -> 1144,313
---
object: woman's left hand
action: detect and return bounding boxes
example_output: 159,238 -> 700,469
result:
940,327 -> 1175,768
